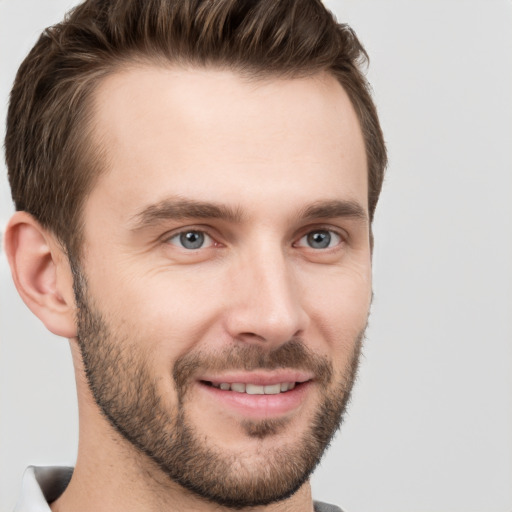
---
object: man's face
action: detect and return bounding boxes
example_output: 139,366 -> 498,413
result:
75,66 -> 371,507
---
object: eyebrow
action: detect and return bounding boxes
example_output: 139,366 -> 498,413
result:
129,197 -> 368,232
298,199 -> 368,224
129,198 -> 244,231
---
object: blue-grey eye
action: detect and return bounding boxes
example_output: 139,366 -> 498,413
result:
297,229 -> 341,249
169,230 -> 211,249
307,231 -> 331,248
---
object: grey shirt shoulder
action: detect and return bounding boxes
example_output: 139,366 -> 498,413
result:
314,500 -> 344,512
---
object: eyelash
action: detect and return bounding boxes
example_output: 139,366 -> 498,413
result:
293,228 -> 344,250
166,230 -> 216,250
164,226 -> 346,251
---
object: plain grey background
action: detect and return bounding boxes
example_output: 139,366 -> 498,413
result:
1,1 -> 511,511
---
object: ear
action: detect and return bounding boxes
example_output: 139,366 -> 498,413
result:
4,211 -> 77,338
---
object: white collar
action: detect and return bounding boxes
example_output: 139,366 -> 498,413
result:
14,466 -> 73,512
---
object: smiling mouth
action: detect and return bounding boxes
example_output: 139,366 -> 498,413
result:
201,381 -> 304,394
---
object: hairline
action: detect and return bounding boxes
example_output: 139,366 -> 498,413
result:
68,58 -> 372,261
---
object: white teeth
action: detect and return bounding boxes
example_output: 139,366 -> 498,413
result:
230,383 -> 246,393
213,381 -> 297,394
264,384 -> 281,395
246,384 -> 265,394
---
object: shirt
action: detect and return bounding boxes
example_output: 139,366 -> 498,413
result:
14,466 -> 343,512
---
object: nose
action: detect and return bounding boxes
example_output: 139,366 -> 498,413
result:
223,245 -> 310,348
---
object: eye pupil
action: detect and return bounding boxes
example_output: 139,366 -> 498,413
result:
307,231 -> 331,249
179,231 -> 205,249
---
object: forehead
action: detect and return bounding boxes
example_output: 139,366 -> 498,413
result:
86,65 -> 367,222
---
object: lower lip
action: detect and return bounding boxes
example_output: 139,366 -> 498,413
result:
198,381 -> 312,419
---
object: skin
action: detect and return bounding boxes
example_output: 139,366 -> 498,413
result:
5,66 -> 371,512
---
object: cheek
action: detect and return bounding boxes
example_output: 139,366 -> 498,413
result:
301,264 -> 372,347
92,269 -> 225,359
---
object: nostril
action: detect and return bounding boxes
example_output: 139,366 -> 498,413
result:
236,332 -> 267,343
223,294 -> 309,347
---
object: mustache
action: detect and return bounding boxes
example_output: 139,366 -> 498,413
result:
173,338 -> 334,394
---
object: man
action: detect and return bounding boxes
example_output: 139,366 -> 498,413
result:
3,0 -> 386,511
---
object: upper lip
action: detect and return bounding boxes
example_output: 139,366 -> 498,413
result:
198,370 -> 314,386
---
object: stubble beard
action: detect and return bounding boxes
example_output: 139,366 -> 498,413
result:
72,264 -> 365,509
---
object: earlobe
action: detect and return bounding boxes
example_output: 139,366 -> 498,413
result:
4,211 -> 78,339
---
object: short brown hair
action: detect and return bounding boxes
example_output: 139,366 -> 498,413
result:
5,0 -> 386,259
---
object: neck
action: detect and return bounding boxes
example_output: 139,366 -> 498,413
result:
52,463 -> 313,512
